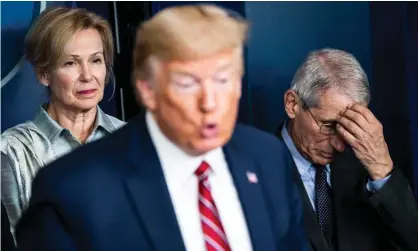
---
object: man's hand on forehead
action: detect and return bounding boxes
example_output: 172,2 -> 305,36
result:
336,104 -> 393,180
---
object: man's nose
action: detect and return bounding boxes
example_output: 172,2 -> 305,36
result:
200,82 -> 217,113
330,133 -> 346,152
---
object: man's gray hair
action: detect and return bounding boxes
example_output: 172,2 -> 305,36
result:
291,48 -> 370,108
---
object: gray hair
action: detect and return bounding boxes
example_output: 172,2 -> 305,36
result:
291,48 -> 370,108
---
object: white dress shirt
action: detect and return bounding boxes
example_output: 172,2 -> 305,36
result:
146,112 -> 253,251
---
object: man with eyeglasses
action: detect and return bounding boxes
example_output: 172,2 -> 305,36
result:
276,48 -> 418,251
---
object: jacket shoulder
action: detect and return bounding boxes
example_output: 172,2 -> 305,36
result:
1,122 -> 50,158
233,124 -> 289,153
231,124 -> 293,180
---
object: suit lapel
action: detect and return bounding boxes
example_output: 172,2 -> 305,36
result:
293,164 -> 331,251
123,115 -> 186,251
277,122 -> 331,251
223,140 -> 276,251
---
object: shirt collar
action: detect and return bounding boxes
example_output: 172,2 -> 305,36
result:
145,111 -> 224,185
33,104 -> 116,143
33,105 -> 64,143
94,105 -> 117,133
281,122 -> 331,176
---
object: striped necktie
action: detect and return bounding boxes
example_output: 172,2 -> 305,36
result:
196,161 -> 231,251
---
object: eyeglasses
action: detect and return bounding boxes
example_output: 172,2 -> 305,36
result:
299,97 -> 337,135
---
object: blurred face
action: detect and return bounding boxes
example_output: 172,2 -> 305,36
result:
41,28 -> 106,111
285,89 -> 354,165
138,49 -> 243,156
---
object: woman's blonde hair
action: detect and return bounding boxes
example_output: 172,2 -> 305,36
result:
133,4 -> 249,81
25,7 -> 114,81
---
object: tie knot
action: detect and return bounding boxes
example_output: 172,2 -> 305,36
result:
195,161 -> 211,179
313,164 -> 326,170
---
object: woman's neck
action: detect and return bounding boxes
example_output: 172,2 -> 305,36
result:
47,101 -> 98,144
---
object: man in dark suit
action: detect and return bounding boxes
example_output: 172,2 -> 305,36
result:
15,5 -> 310,251
276,48 -> 418,251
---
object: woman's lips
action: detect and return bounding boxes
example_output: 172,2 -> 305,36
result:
77,89 -> 97,96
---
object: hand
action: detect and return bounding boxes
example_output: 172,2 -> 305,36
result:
336,104 -> 393,180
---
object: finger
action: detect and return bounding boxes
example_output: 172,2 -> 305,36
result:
340,109 -> 369,131
349,104 -> 377,123
336,123 -> 357,146
336,116 -> 364,139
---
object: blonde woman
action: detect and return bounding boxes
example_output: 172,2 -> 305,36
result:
1,7 -> 125,233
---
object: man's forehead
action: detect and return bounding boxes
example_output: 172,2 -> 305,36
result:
314,91 -> 354,120
314,106 -> 344,122
165,49 -> 238,74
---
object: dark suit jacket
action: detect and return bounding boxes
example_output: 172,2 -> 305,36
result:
2,202 -> 15,251
276,124 -> 418,251
15,114 -> 310,251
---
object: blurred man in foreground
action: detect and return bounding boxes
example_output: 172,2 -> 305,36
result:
277,48 -> 418,251
16,5 -> 310,251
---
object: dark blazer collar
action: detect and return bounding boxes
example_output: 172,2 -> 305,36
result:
124,114 -> 186,251
275,121 -> 286,140
223,133 -> 277,251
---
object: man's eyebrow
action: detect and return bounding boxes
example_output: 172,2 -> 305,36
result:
322,119 -> 337,124
170,71 -> 201,83
315,113 -> 337,123
215,63 -> 232,73
171,63 -> 232,79
170,71 -> 197,78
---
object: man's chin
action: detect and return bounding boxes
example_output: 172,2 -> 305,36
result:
313,155 -> 333,166
189,138 -> 226,156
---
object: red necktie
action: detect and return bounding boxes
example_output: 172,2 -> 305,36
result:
196,161 -> 231,251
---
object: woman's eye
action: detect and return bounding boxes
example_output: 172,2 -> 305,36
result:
64,61 -> 75,67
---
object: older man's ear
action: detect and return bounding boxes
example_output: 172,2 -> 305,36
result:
284,90 -> 300,119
